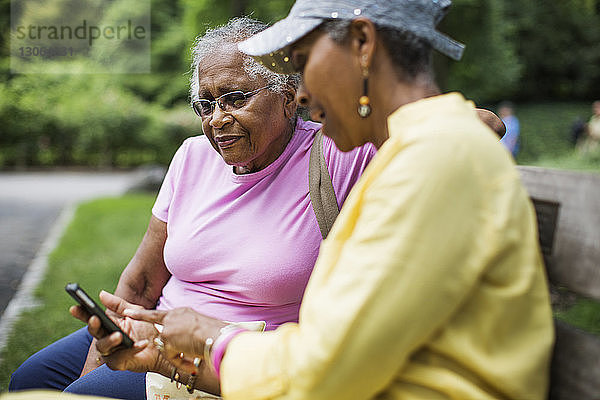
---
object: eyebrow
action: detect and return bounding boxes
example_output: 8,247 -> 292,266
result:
198,85 -> 250,99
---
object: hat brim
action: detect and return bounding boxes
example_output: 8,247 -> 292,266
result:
430,30 -> 465,61
238,16 -> 324,74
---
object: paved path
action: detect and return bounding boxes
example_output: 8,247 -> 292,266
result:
0,171 -> 141,318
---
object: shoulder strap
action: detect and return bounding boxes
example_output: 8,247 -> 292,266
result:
309,129 -> 340,239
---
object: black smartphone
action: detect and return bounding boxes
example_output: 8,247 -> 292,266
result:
65,283 -> 133,349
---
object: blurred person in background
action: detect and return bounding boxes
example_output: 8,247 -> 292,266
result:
582,100 -> 600,152
74,0 -> 554,399
570,116 -> 586,146
498,101 -> 520,158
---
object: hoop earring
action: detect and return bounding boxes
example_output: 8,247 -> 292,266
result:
358,66 -> 371,118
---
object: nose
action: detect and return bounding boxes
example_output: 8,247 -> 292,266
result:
297,82 -> 324,121
309,108 -> 326,122
209,104 -> 233,129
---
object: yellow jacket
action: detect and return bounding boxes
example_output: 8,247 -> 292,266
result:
221,93 -> 554,400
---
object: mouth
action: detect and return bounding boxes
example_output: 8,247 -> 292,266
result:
214,135 -> 243,148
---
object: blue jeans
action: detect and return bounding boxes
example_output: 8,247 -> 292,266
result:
9,327 -> 146,399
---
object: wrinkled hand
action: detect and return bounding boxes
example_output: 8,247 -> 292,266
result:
123,307 -> 226,375
70,291 -> 161,373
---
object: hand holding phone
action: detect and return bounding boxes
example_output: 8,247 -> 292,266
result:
65,282 -> 134,349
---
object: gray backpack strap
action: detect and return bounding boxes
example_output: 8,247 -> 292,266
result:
309,129 -> 340,239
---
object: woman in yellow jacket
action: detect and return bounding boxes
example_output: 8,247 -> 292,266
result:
73,1 -> 554,399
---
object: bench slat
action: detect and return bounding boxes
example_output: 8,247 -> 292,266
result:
549,320 -> 600,400
518,166 -> 600,302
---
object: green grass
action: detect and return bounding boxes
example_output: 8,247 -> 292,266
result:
555,298 -> 600,336
514,102 -> 600,171
0,194 -> 155,392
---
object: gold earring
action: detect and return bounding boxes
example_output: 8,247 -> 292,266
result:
358,64 -> 371,118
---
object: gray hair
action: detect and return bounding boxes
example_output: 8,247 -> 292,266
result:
190,17 -> 301,103
322,19 -> 433,83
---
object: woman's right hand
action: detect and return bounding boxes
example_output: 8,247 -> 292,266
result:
99,304 -> 225,394
123,307 -> 227,375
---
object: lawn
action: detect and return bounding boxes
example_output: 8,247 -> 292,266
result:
514,102 -> 600,171
0,194 -> 155,392
555,298 -> 600,336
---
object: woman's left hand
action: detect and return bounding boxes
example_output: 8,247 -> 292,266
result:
70,291 -> 162,373
124,307 -> 227,375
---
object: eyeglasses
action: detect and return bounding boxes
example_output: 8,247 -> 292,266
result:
192,86 -> 270,118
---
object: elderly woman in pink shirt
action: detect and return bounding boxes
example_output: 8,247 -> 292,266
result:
9,17 -> 375,400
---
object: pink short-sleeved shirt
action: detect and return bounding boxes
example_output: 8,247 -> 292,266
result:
152,119 -> 375,330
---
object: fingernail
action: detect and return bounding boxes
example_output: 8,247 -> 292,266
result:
135,339 -> 148,348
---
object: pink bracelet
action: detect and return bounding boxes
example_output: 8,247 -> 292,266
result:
211,327 -> 247,378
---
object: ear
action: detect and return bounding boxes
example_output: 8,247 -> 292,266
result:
282,85 -> 298,119
348,18 -> 377,68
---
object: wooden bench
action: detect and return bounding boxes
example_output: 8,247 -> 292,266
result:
517,166 -> 600,400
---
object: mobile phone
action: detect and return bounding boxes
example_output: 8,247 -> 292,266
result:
65,283 -> 133,349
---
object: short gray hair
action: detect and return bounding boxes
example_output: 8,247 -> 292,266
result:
190,17 -> 300,103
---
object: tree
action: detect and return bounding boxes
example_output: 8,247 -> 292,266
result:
439,0 -> 522,103
505,0 -> 600,100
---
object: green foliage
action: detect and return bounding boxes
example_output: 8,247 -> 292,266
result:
441,0 -> 522,103
1,0 -> 600,168
0,194 -> 155,392
149,0 -> 188,74
0,0 -> 296,168
0,73 -> 193,167
438,0 -> 600,102
502,0 -> 600,101
0,0 -> 10,58
88,1 -> 152,73
181,0 -> 294,37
